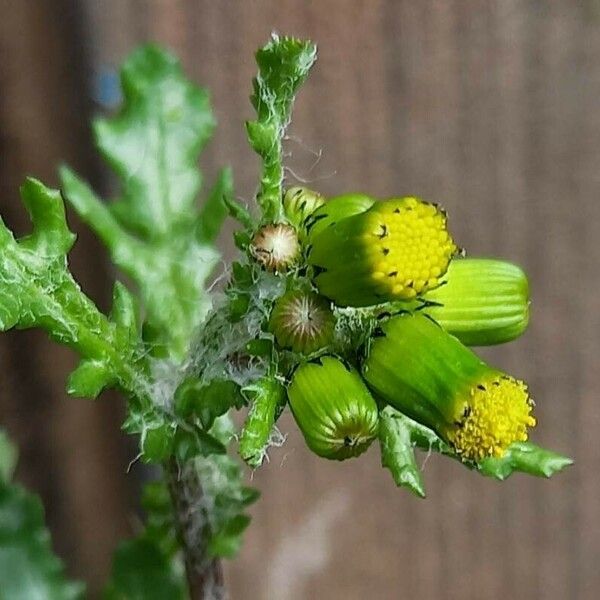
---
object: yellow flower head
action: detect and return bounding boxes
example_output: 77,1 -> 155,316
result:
446,374 -> 536,462
309,197 -> 457,307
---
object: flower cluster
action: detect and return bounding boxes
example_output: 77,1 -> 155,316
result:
234,186 -> 569,491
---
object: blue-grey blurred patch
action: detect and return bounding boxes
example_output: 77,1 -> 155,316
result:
93,66 -> 122,109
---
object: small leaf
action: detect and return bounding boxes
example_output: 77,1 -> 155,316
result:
239,486 -> 261,507
110,281 -> 139,336
19,177 -> 76,257
142,426 -> 175,464
140,480 -> 178,559
0,481 -> 84,599
103,538 -> 185,600
239,377 -> 286,469
207,514 -> 251,559
67,360 -> 114,398
244,338 -> 273,358
223,194 -> 254,230
231,262 -> 255,288
228,293 -> 251,323
378,407 -> 426,498
173,427 -> 226,463
174,378 -> 244,429
196,167 -> 233,243
478,442 -> 573,481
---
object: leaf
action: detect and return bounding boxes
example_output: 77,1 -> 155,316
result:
238,376 -> 286,469
140,481 -> 178,558
67,359 -> 115,398
196,167 -> 233,243
60,45 -> 230,359
223,194 -> 254,230
382,408 -> 572,487
18,178 -> 76,257
0,482 -> 84,600
247,34 -> 317,221
174,378 -> 244,429
103,538 -> 185,600
95,44 -> 215,238
207,514 -> 251,559
142,425 -> 175,464
0,179 -> 147,405
478,442 -> 573,481
378,407 -> 426,498
173,428 -> 227,463
0,430 -> 17,484
110,281 -> 139,337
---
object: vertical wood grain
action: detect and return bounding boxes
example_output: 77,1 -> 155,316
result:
0,0 -> 136,593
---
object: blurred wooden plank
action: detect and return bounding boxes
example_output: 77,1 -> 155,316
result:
0,0 -> 135,593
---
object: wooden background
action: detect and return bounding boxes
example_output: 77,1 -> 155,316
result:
1,1 -> 598,599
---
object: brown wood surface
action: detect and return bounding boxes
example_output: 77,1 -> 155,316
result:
1,1 -> 599,598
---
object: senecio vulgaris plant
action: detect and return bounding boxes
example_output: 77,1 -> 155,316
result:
0,35 -> 572,599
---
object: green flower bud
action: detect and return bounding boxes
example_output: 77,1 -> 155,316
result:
305,193 -> 375,240
308,197 -> 457,307
269,290 -> 336,354
250,223 -> 300,272
362,313 -> 536,463
283,187 -> 326,231
422,258 -> 530,345
288,356 -> 379,460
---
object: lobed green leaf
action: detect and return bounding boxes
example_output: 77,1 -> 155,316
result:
60,45 -> 232,359
103,538 -> 185,600
0,179 -> 147,404
0,432 -> 84,600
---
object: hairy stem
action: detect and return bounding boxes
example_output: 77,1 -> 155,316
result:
166,458 -> 225,600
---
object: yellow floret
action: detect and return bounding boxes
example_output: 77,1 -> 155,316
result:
363,197 -> 456,300
447,374 -> 536,462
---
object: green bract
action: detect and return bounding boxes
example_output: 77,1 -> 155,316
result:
422,258 -> 530,345
305,193 -> 375,240
283,187 -> 325,232
288,357 -> 379,460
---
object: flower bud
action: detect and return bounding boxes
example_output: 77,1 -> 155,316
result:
269,290 -> 335,354
283,187 -> 326,231
250,223 -> 300,272
362,313 -> 536,462
305,193 -> 375,240
422,258 -> 529,345
288,356 -> 379,460
308,197 -> 457,307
